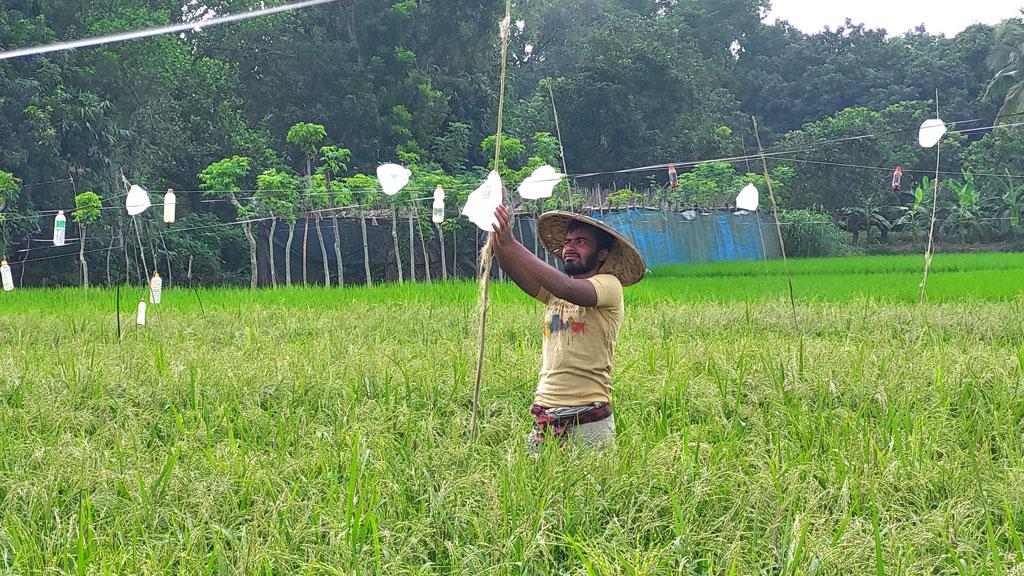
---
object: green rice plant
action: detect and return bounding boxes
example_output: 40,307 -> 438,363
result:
0,254 -> 1022,573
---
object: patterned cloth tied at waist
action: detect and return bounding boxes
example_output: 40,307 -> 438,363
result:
530,402 -> 613,441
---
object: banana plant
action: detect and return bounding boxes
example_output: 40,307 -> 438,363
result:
840,193 -> 893,244
984,170 -> 1024,239
941,172 -> 982,241
894,176 -> 930,244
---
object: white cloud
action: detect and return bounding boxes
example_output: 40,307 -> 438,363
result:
766,0 -> 1022,36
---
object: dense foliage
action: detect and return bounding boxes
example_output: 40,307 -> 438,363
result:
2,1 -> 1023,285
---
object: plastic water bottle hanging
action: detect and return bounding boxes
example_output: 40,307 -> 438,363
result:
668,165 -> 678,188
891,166 -> 903,192
53,211 -> 66,246
432,185 -> 445,224
150,271 -> 162,304
163,189 -> 176,223
1,260 -> 13,292
136,299 -> 147,326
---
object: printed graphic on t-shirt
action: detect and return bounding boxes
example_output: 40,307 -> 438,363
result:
543,302 -> 587,340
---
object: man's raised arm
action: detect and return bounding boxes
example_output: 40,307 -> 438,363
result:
491,205 -> 597,307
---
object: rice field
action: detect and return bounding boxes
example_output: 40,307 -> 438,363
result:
1,253 -> 1023,574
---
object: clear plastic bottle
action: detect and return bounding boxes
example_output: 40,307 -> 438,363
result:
163,189 -> 176,223
432,185 -> 445,224
136,299 -> 147,325
54,210 -> 66,246
1,260 -> 13,292
150,271 -> 162,304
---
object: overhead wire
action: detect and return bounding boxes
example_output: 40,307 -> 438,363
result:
7,113 -> 1024,223
563,115 -> 1024,181
0,0 -> 343,61
7,109 -> 1024,264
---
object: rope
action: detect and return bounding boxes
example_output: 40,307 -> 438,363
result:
471,0 -> 513,439
768,155 -> 1024,180
753,117 -> 799,331
132,216 -> 150,281
561,118 -> 1024,181
2,184 -> 464,222
7,113 -> 1024,226
920,92 -> 943,304
547,79 -> 574,212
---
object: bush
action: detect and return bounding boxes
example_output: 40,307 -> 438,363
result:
164,213 -> 248,285
777,209 -> 852,257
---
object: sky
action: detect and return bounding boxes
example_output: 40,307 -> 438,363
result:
766,0 -> 1023,37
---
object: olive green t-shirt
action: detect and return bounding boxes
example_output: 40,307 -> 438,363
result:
533,274 -> 624,407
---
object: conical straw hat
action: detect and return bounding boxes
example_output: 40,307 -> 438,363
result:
537,211 -> 646,286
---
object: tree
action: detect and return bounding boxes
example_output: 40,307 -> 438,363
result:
0,170 -> 19,211
72,191 -> 102,288
984,14 -> 1024,120
198,156 -> 257,288
735,17 -> 997,139
656,161 -> 794,212
431,122 -> 472,173
481,135 -> 526,180
669,162 -> 738,210
962,126 -> 1024,176
781,102 -> 962,212
7,0 -> 1023,286
341,173 -> 380,286
607,188 -> 644,209
255,168 -> 301,288
306,174 -> 332,286
287,122 -> 327,285
319,145 -> 352,286
0,170 -> 21,258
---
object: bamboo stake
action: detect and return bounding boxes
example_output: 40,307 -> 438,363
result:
752,117 -> 799,331
471,0 -> 513,438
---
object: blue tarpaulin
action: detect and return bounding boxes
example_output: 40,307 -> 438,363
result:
588,208 -> 781,268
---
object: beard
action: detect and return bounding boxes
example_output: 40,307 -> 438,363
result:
564,253 -> 600,276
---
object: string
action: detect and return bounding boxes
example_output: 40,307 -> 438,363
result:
920,91 -> 943,304
471,0 -> 513,439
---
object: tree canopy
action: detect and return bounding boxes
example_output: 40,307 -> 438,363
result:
2,0 -> 1023,284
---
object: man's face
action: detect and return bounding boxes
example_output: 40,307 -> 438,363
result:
562,227 -> 608,276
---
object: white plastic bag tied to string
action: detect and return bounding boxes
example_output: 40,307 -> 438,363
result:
150,271 -> 162,304
376,163 -> 411,196
1,260 -> 13,292
432,185 -> 445,224
136,299 -> 147,326
918,119 -> 947,148
736,183 -> 760,212
461,171 -> 503,231
53,210 -> 66,246
517,165 -> 564,200
163,189 -> 176,223
126,184 -> 151,215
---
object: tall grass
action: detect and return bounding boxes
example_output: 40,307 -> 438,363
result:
0,254 -> 1022,573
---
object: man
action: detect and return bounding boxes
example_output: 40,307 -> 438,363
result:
491,205 -> 646,449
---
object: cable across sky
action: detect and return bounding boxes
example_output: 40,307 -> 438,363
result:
0,0 -> 341,61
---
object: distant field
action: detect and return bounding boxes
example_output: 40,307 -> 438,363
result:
0,253 -> 1022,573
638,252 -> 1024,303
